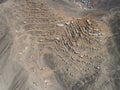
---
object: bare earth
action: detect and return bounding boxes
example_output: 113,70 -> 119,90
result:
0,0 -> 120,90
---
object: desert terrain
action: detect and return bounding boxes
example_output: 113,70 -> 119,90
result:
0,0 -> 120,90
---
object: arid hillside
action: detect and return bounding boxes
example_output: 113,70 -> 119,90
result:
0,0 -> 119,90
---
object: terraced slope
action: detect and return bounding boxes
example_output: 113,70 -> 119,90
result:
0,0 -> 119,90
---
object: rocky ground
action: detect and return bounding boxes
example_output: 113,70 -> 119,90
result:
0,0 -> 120,90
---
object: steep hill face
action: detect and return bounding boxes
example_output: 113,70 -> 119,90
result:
91,0 -> 120,9
57,0 -> 120,9
0,0 -> 119,90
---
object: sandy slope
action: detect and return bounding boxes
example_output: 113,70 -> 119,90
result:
0,0 -> 120,90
